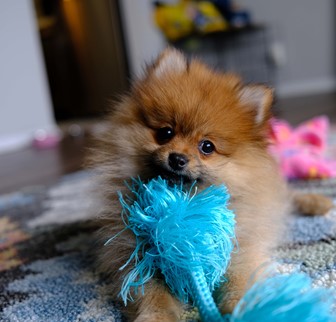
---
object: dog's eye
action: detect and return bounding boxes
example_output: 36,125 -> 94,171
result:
156,127 -> 175,144
199,140 -> 215,155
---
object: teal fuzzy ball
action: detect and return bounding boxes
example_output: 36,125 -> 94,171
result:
114,177 -> 236,305
231,273 -> 334,322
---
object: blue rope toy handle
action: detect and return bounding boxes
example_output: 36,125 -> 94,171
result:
105,177 -> 334,322
190,268 -> 227,321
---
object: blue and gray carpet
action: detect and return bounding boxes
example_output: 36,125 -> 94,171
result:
0,171 -> 336,321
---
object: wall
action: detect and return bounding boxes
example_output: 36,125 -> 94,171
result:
0,1 -> 56,152
119,0 -> 165,77
120,0 -> 336,97
239,0 -> 336,97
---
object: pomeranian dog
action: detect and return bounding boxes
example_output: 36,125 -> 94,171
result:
90,48 -> 333,322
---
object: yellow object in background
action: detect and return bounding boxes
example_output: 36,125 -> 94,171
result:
153,1 -> 228,41
154,2 -> 194,41
194,1 -> 228,34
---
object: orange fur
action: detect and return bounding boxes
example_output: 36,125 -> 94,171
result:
89,49 -> 329,321
292,192 -> 333,216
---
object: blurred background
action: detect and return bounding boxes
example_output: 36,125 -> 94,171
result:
0,0 -> 336,193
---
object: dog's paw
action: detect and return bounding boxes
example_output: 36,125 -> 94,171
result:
293,193 -> 334,216
219,296 -> 240,315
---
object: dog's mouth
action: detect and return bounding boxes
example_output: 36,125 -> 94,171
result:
145,159 -> 198,186
157,168 -> 194,185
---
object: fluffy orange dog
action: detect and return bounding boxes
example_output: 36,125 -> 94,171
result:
90,49 -> 332,321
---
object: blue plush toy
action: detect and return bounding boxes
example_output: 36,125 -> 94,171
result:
106,177 -> 334,322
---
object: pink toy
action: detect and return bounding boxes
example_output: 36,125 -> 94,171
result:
268,116 -> 336,180
32,129 -> 61,149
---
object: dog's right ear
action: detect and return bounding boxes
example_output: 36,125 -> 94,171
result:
239,85 -> 274,125
148,48 -> 188,78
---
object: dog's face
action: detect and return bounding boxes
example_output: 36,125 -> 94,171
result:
100,49 -> 274,187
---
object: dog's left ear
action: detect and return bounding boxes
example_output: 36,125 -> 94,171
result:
239,85 -> 274,125
150,48 -> 188,78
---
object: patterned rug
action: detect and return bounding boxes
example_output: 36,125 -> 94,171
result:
1,173 -> 336,321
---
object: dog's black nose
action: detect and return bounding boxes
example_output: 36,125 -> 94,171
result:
168,153 -> 189,171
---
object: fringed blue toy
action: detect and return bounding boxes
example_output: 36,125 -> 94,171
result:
231,273 -> 334,322
106,177 -> 334,322
114,177 -> 236,311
